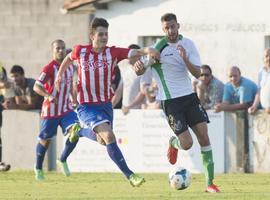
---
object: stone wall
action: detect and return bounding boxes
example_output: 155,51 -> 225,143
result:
0,0 -> 89,79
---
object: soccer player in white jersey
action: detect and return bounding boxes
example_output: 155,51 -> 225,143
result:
55,18 -> 159,187
134,13 -> 220,193
33,40 -> 97,181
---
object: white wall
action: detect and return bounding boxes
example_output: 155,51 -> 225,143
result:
95,0 -> 270,83
1,0 -> 269,82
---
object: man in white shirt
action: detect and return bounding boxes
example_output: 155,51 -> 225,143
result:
134,13 -> 220,193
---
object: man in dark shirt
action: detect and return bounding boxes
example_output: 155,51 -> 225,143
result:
8,65 -> 43,110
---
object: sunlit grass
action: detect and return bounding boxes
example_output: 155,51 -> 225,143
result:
0,171 -> 270,200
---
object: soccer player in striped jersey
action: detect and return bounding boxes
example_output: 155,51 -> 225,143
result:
55,17 -> 159,187
134,13 -> 221,193
33,39 -> 98,181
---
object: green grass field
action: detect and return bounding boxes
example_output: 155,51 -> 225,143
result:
0,171 -> 270,200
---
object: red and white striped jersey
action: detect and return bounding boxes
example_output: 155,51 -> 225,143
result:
36,60 -> 74,119
70,45 -> 130,104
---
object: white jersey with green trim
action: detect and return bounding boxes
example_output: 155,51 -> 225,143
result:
151,36 -> 201,100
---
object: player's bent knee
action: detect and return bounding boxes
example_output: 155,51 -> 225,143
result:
181,141 -> 193,150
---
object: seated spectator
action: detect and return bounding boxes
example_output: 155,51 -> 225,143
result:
249,48 -> 270,114
0,63 -> 14,171
193,64 -> 224,109
9,65 -> 43,110
214,66 -> 257,112
141,79 -> 161,110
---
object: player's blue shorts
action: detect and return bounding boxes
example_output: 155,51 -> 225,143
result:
76,102 -> 113,130
38,110 -> 78,140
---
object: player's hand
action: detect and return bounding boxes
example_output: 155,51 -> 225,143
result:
55,75 -> 62,92
46,94 -> 58,104
177,45 -> 188,61
133,60 -> 146,76
147,47 -> 160,61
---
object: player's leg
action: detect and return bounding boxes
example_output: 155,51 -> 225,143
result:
187,94 -> 220,192
35,118 -> 58,180
161,96 -> 193,164
77,102 -> 144,187
66,113 -> 100,143
95,123 -> 145,187
57,111 -> 80,176
191,122 -> 220,193
0,128 -> 11,172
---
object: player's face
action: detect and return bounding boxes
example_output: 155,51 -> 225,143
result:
10,73 -> 24,87
91,27 -> 108,49
52,42 -> 66,62
228,68 -> 241,86
162,20 -> 180,43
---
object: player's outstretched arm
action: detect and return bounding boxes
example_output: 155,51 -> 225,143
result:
55,54 -> 73,91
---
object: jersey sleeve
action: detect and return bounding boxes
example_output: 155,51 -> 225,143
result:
70,45 -> 81,60
37,64 -> 53,85
186,40 -> 201,67
111,46 -> 130,62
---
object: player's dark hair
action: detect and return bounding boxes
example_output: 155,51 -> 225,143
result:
201,64 -> 212,74
89,18 -> 109,34
161,13 -> 177,22
128,44 -> 140,49
10,65 -> 24,75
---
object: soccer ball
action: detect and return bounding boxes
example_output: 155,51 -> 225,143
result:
140,54 -> 155,68
168,167 -> 191,190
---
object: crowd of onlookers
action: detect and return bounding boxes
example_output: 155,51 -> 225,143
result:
192,48 -> 270,114
1,47 -> 270,171
115,46 -> 270,116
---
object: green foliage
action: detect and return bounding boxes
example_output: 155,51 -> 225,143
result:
0,171 -> 270,200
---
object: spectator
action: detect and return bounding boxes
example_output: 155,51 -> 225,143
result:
193,64 -> 224,110
116,44 -> 153,114
111,65 -> 123,109
214,66 -> 257,112
0,64 -> 14,171
249,48 -> 270,114
141,79 -> 161,109
10,65 -> 43,110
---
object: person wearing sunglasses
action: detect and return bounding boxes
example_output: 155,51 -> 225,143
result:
193,65 -> 224,110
